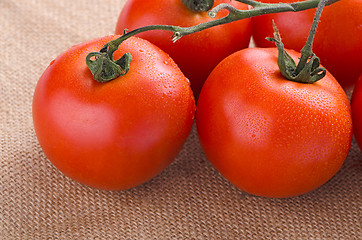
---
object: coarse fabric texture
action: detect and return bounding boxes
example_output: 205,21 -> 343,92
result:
0,0 -> 361,239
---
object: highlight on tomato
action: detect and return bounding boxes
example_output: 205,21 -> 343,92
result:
251,0 -> 362,88
115,0 -> 252,97
351,75 -> 362,151
196,47 -> 353,198
32,36 -> 196,191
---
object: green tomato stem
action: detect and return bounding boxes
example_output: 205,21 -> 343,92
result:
86,0 -> 340,83
267,0 -> 328,83
295,0 -> 327,74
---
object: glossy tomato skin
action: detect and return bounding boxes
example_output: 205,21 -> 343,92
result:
351,75 -> 362,151
116,0 -> 251,97
252,0 -> 362,88
196,48 -> 353,198
33,36 -> 196,190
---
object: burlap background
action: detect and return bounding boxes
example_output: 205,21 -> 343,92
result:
1,0 -> 361,239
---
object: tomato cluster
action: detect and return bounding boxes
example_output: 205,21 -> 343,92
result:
33,0 -> 360,197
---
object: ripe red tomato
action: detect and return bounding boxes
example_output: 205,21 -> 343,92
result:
351,74 -> 362,151
32,36 -> 196,190
196,47 -> 353,198
115,0 -> 251,97
252,0 -> 362,88
252,0 -> 314,52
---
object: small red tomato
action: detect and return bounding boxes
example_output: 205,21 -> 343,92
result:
252,0 -> 362,88
196,47 -> 352,198
351,75 -> 362,151
33,36 -> 195,190
116,0 -> 251,97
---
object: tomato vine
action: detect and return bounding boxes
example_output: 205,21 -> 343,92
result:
86,0 -> 340,84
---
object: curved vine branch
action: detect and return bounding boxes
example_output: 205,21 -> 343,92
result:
86,0 -> 340,83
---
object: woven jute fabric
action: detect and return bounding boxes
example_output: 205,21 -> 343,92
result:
1,0 -> 361,239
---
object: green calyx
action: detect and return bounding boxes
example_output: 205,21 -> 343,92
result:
266,23 -> 326,84
267,0 -> 328,84
86,42 -> 132,83
182,0 -> 214,12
